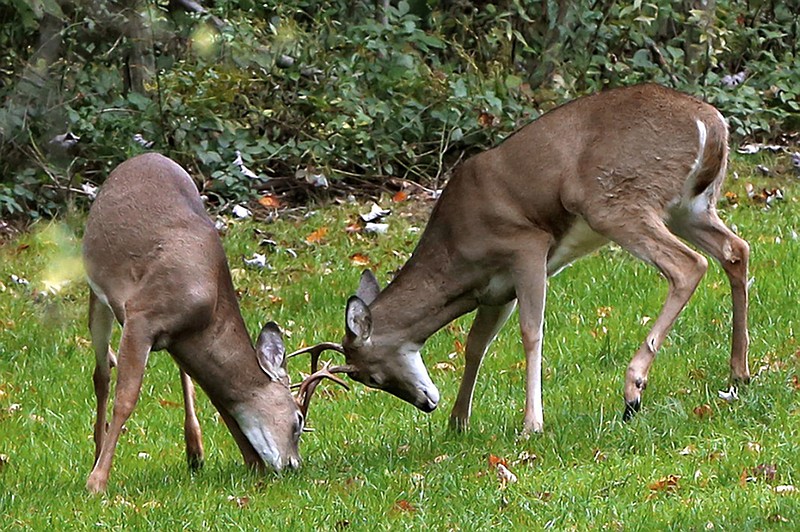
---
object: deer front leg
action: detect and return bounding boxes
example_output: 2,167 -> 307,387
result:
88,291 -> 115,464
86,319 -> 151,494
449,301 -> 516,432
180,370 -> 205,470
512,240 -> 550,435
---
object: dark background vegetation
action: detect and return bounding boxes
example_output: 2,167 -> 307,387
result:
0,0 -> 798,219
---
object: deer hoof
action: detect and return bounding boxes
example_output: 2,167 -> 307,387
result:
86,474 -> 107,494
448,415 -> 470,433
187,454 -> 205,471
622,398 -> 641,421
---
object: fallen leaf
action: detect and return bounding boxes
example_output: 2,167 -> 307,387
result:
393,499 -> 416,513
478,111 -> 499,128
496,463 -> 518,485
679,445 -> 697,456
433,362 -> 456,371
349,253 -> 370,266
724,191 -> 739,205
232,204 -> 252,219
344,222 -> 362,233
488,454 -> 508,468
453,339 -> 465,355
306,227 -> 328,244
258,194 -> 281,209
159,399 -> 181,409
244,253 -> 268,268
718,386 -> 738,402
738,468 -> 749,488
768,514 -> 789,523
745,441 -> 762,453
513,451 -> 538,466
693,404 -> 713,419
648,474 -> 680,492
364,222 -> 389,234
752,463 -> 778,483
228,495 -> 250,508
392,190 -> 408,202
268,294 -> 283,304
360,203 -> 391,223
433,454 -> 449,464
791,375 -> 800,390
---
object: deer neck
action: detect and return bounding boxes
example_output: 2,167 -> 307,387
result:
369,235 -> 480,346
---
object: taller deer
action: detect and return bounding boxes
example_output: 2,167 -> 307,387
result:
83,153 -> 345,493
311,84 -> 750,433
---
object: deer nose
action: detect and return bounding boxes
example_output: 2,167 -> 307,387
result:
417,385 -> 440,412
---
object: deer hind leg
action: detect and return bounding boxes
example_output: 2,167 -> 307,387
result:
180,369 -> 205,470
88,291 -> 115,465
449,301 -> 516,432
86,316 -> 151,494
594,214 -> 709,420
671,209 -> 750,384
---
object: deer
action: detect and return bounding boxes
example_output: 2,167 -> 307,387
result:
296,83 -> 750,435
82,152 -> 348,493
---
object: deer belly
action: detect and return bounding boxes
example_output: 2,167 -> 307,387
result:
547,218 -> 608,276
475,271 -> 516,305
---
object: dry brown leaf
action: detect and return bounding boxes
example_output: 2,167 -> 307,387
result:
648,474 -> 680,492
488,454 -> 508,468
344,222 -> 362,233
258,194 -> 281,209
724,191 -> 739,205
349,253 -> 370,266
433,454 -> 449,464
305,227 -> 328,244
453,339 -> 465,355
159,399 -> 181,409
478,111 -> 499,128
393,499 -> 417,513
739,468 -> 749,488
791,374 -> 800,390
268,294 -> 283,304
392,190 -> 408,202
693,404 -> 713,419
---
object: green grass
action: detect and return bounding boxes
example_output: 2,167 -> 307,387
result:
1,155 -> 799,530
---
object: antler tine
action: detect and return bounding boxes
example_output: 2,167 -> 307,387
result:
295,362 -> 353,418
287,342 -> 346,373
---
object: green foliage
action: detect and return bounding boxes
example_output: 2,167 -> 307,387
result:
0,0 -> 798,218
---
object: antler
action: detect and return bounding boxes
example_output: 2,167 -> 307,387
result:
287,342 -> 346,373
294,361 -> 353,419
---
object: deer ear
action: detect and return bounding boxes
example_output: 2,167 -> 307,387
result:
255,321 -> 287,382
345,296 -> 372,345
355,269 -> 381,306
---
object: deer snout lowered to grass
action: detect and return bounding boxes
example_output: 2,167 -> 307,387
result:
298,84 -> 750,435
82,153 -> 349,494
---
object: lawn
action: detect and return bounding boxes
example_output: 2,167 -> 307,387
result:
1,153 -> 798,530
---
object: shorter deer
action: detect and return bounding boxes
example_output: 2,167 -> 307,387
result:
83,153 -> 346,493
299,84 -> 750,434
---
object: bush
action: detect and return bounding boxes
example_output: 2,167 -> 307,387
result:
0,0 -> 797,218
